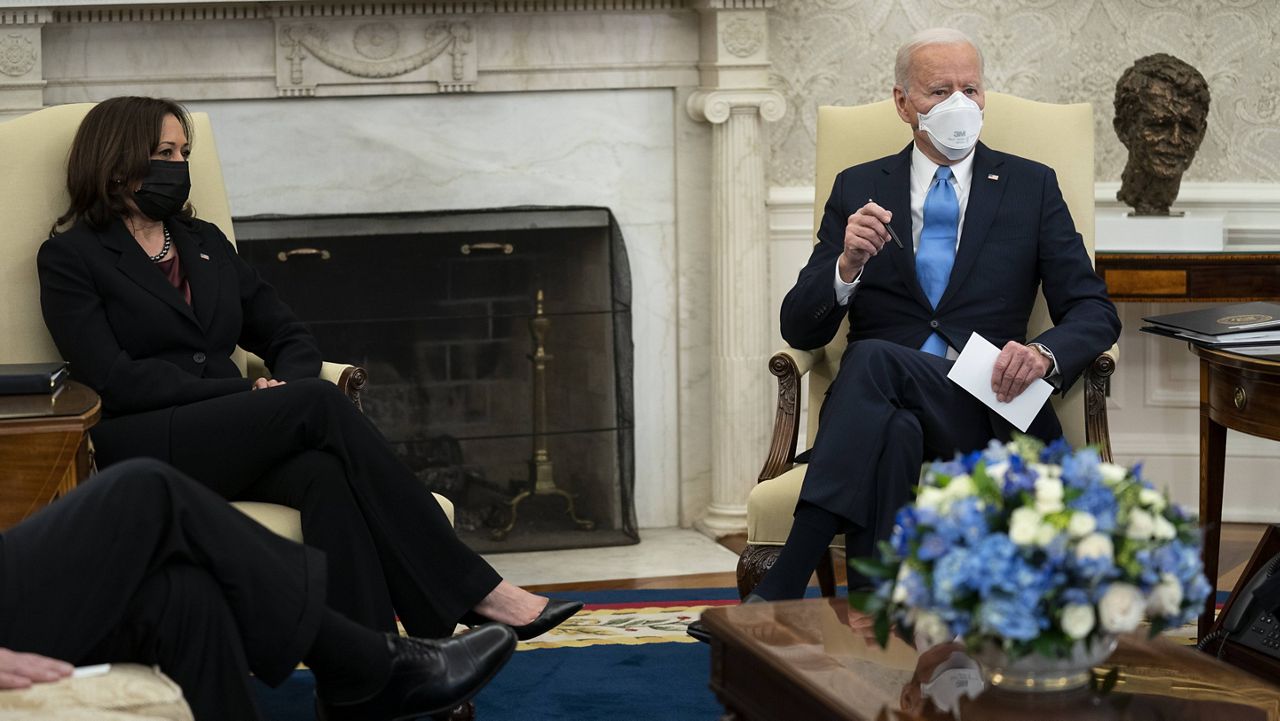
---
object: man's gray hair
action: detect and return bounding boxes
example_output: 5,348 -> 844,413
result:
894,28 -> 984,91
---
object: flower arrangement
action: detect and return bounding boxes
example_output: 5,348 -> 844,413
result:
851,435 -> 1211,661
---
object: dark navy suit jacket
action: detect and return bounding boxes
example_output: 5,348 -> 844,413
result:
782,142 -> 1120,396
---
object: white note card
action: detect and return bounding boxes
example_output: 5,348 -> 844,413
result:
946,332 -> 1053,433
72,663 -> 111,679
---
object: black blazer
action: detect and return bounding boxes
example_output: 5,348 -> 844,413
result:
37,216 -> 321,419
780,143 -> 1120,394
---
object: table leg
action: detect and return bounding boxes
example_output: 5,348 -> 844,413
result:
1199,408 -> 1227,641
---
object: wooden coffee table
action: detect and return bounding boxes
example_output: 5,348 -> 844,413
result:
704,597 -> 1280,720
0,381 -> 101,529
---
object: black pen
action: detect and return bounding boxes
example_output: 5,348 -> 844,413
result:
868,198 -> 904,249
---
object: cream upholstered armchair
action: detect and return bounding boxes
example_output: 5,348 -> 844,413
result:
0,102 -> 451,718
737,93 -> 1119,598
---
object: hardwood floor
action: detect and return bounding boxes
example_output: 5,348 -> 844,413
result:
526,524 -> 1272,596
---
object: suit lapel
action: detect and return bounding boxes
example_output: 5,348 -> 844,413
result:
101,219 -> 200,326
939,143 -> 1007,309
877,145 -> 931,309
172,221 -> 219,331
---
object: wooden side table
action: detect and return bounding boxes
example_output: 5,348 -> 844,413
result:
0,381 -> 101,530
1193,346 -> 1280,640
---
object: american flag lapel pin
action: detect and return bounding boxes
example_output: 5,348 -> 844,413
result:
987,173 -> 999,181
199,253 -> 210,260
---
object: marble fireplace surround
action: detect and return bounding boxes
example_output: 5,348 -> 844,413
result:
2,1 -> 786,532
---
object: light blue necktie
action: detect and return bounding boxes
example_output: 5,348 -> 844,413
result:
916,166 -> 958,357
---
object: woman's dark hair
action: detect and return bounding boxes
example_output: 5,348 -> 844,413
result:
53,96 -> 194,234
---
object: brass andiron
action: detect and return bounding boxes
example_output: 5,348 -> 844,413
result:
491,289 -> 594,540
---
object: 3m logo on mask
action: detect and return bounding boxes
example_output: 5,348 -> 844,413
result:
918,92 -> 984,161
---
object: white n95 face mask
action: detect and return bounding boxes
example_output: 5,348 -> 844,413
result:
917,91 -> 983,161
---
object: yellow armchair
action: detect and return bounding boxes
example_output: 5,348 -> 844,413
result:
737,93 -> 1118,597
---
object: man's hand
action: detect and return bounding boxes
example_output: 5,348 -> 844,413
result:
839,202 -> 893,282
991,341 -> 1051,403
251,378 -> 286,391
0,648 -> 73,690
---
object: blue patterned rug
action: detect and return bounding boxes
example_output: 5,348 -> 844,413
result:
254,588 -> 736,721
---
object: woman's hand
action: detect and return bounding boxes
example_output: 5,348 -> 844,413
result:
251,378 -> 287,391
0,648 -> 73,689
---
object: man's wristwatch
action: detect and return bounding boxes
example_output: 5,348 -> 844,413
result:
1028,342 -> 1058,378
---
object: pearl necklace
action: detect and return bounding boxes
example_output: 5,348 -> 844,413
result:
147,224 -> 172,263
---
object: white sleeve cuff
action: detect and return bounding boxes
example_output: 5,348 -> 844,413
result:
834,260 -> 860,306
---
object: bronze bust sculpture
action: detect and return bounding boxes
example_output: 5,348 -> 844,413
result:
1113,53 -> 1211,216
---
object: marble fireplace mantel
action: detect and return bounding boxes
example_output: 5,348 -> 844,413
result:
1,0 -> 784,536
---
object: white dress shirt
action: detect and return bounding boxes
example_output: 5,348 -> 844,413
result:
834,144 -> 975,306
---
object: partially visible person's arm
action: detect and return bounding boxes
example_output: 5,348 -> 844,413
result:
781,170 -> 892,350
218,228 -> 322,383
0,648 -> 72,690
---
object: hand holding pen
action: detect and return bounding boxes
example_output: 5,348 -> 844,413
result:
837,199 -> 902,282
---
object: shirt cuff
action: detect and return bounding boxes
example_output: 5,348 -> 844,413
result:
1029,342 -> 1060,380
834,259 -> 861,306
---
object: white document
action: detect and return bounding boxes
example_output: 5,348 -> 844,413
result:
946,332 -> 1053,432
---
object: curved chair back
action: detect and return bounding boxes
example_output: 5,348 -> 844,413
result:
0,103 -> 241,370
808,92 -> 1095,447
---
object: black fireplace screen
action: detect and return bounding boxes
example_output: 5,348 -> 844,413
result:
235,207 -> 637,553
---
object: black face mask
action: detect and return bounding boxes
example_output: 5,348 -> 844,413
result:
133,160 -> 191,221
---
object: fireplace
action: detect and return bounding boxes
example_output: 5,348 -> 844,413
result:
235,207 -> 637,552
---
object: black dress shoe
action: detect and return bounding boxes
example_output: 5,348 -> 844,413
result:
686,593 -> 767,644
460,598 -> 583,641
316,624 -> 517,721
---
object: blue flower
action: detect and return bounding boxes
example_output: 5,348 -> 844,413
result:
1002,456 -> 1038,497
1061,448 -> 1102,489
1040,437 -> 1073,465
978,596 -> 1042,640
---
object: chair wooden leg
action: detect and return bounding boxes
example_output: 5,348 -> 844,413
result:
736,544 -> 780,600
815,548 -> 836,598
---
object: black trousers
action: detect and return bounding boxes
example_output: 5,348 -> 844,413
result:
800,339 -> 1063,564
90,378 -> 501,638
0,459 -> 327,720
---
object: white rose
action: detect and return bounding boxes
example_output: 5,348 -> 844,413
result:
1099,583 -> 1145,633
1034,523 -> 1059,548
1126,508 -> 1156,541
1035,477 -> 1065,514
945,475 -> 976,503
1009,507 -> 1042,546
1099,462 -> 1128,486
1075,533 -> 1114,564
986,461 -> 1009,487
892,564 -> 913,603
917,486 -> 946,513
1061,603 -> 1096,640
1068,511 -> 1097,539
1152,515 -> 1177,541
1139,488 -> 1167,513
1031,463 -> 1060,480
913,610 -> 952,650
1147,573 -> 1184,617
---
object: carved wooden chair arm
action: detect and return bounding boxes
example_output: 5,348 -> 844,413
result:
757,347 -> 823,483
1083,345 -> 1118,463
321,361 -> 369,412
245,352 -> 369,413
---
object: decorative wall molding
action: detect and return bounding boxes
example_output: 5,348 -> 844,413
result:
0,9 -> 51,25
687,88 -> 784,124
275,19 -> 476,95
45,1 -> 690,23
